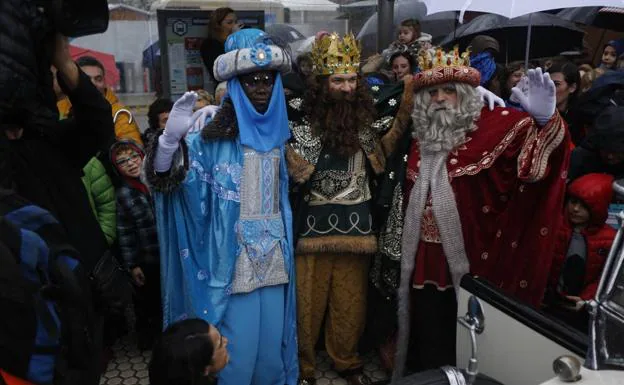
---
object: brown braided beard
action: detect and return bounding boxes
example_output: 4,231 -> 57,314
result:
303,76 -> 375,157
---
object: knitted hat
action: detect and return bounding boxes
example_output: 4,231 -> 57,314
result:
417,32 -> 432,43
469,35 -> 500,55
213,29 -> 292,82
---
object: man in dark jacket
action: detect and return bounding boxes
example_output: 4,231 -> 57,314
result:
569,106 -> 624,183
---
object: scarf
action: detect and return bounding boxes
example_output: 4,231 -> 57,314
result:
392,149 -> 470,382
123,175 -> 149,195
227,74 -> 291,152
471,52 -> 497,87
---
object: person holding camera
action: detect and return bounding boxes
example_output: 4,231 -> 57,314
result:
1,33 -> 115,275
1,33 -> 127,384
57,56 -> 143,146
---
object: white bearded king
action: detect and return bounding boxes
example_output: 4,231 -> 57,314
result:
391,47 -> 570,381
412,82 -> 483,152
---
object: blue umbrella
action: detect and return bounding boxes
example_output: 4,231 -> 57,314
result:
142,40 -> 160,68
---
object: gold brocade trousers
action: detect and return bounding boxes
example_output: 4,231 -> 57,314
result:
296,252 -> 370,378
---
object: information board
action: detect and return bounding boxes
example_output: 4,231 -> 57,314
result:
157,9 -> 265,99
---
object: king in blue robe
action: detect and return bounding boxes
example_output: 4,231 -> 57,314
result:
143,29 -> 298,385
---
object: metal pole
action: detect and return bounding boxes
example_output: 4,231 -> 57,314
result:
524,13 -> 533,69
377,0 -> 395,52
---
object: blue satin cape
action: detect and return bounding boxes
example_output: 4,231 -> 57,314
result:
153,135 -> 298,384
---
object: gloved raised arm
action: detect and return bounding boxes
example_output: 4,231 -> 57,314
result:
511,68 -> 556,127
154,92 -> 198,173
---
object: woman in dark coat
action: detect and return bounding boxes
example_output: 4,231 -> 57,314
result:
200,7 -> 240,80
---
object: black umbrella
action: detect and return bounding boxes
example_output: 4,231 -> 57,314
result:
438,12 -> 584,63
558,6 -> 624,32
265,24 -> 306,43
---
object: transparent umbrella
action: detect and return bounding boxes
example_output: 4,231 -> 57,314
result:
356,1 -> 457,56
421,0 -> 624,21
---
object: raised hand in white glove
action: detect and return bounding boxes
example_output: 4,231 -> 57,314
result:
188,104 -> 220,134
509,75 -> 529,105
511,68 -> 556,126
155,92 -> 198,172
476,85 -> 505,110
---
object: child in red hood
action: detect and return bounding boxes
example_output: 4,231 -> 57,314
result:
0,370 -> 36,385
547,173 -> 616,314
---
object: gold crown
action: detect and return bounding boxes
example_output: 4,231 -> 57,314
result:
311,32 -> 361,76
418,46 -> 471,71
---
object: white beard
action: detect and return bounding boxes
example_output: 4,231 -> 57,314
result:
413,103 -> 475,152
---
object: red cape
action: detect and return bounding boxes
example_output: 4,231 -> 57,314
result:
405,106 -> 571,306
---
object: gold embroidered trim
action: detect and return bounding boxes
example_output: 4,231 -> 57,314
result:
448,117 -> 529,178
517,113 -> 566,183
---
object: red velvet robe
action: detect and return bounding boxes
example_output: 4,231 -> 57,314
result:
404,106 -> 571,306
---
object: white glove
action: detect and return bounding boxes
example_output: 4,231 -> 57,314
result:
511,68 -> 556,126
509,75 -> 529,105
154,92 -> 197,173
476,86 -> 505,110
188,105 -> 220,134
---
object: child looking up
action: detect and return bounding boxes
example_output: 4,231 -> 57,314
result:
111,140 -> 162,350
149,319 -> 229,385
600,39 -> 624,70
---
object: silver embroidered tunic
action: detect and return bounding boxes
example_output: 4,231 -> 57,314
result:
231,147 -> 289,294
301,149 -> 374,238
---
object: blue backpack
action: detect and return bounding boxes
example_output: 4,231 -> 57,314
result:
0,191 -> 94,385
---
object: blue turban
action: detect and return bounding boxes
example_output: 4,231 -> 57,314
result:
222,28 -> 291,152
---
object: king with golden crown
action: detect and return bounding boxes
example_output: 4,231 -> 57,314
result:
365,46 -> 573,382
284,32 -> 416,385
310,32 -> 361,75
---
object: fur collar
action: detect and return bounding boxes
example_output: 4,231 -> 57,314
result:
201,100 -> 239,141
